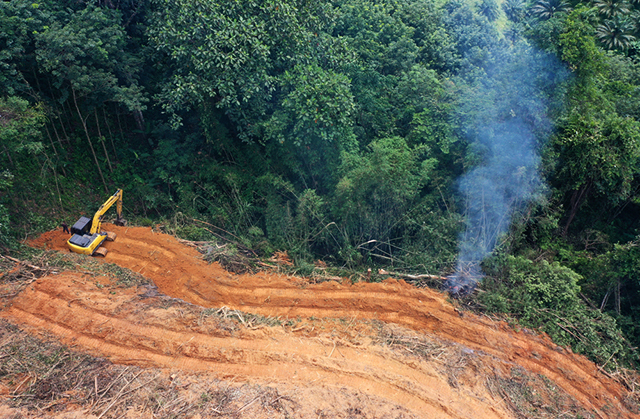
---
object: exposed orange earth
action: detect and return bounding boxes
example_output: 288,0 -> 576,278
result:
1,224 -> 637,418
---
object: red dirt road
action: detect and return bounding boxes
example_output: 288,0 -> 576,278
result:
2,225 -> 637,418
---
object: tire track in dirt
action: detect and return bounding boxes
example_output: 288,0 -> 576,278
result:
3,272 -> 505,419
14,225 -> 639,418
184,277 -> 620,414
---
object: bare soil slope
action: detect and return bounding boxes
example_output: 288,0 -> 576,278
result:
1,225 -> 637,418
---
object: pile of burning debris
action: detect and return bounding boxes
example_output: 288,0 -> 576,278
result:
444,264 -> 481,298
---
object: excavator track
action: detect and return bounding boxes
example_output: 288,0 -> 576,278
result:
105,231 -> 117,241
93,247 -> 108,257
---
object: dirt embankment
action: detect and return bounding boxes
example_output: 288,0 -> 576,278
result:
1,225 -> 637,418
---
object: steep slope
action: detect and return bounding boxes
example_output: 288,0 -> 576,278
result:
1,224 -> 636,418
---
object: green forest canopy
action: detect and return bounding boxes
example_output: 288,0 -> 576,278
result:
2,0 -> 640,367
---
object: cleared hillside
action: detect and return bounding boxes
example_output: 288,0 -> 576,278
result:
0,225 -> 636,418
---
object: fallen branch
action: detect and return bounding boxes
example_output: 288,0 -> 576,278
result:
115,373 -> 160,401
378,270 -> 447,281
256,261 -> 277,268
311,275 -> 343,282
97,370 -> 144,419
328,341 -> 336,358
580,292 -> 598,310
91,366 -> 130,408
236,395 -> 261,414
0,255 -> 48,272
176,239 -> 226,247
13,373 -> 34,395
190,218 -> 257,256
67,298 -> 82,307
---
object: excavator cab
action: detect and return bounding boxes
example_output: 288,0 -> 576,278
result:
67,189 -> 126,257
70,216 -> 92,236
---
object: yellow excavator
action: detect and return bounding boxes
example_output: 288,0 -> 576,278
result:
67,189 -> 126,257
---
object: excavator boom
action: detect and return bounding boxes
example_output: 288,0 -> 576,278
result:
90,189 -> 125,234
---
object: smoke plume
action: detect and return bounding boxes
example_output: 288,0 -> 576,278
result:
445,40 -> 566,297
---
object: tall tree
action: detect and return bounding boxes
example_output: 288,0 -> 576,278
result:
35,3 -> 146,191
555,9 -> 640,235
262,64 -> 357,191
148,0 -> 326,135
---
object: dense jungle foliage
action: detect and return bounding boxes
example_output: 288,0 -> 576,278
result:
2,0 -> 640,367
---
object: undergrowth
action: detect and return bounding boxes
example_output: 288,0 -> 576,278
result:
478,254 -> 636,369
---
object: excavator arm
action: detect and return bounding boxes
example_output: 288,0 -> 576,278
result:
90,189 -> 125,234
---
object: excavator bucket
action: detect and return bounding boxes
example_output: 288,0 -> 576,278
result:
114,216 -> 127,227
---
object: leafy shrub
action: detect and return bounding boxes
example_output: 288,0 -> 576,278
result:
138,217 -> 154,227
480,254 -> 632,366
0,204 -> 10,248
398,196 -> 462,273
332,137 -> 435,262
260,175 -> 336,258
564,238 -> 640,354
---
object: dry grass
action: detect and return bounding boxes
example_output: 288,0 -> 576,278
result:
198,242 -> 257,275
485,368 -> 596,419
0,319 -> 304,418
159,215 -> 259,275
0,254 -> 53,303
376,324 -> 474,389
0,320 -> 117,411
376,324 -> 606,419
203,306 -> 283,329
603,367 -> 640,414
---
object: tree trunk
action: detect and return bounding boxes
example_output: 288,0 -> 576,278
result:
43,123 -> 58,158
3,145 -> 14,168
103,107 -> 118,162
115,105 -> 125,138
32,68 -> 43,94
607,185 -> 640,224
615,280 -> 621,315
72,88 -> 108,193
46,77 -> 71,146
58,109 -> 71,145
133,109 -> 145,136
95,108 -> 113,172
562,180 -> 592,237
44,156 -> 63,209
43,123 -> 67,177
63,99 -> 76,139
600,288 -> 611,311
50,113 -> 64,145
